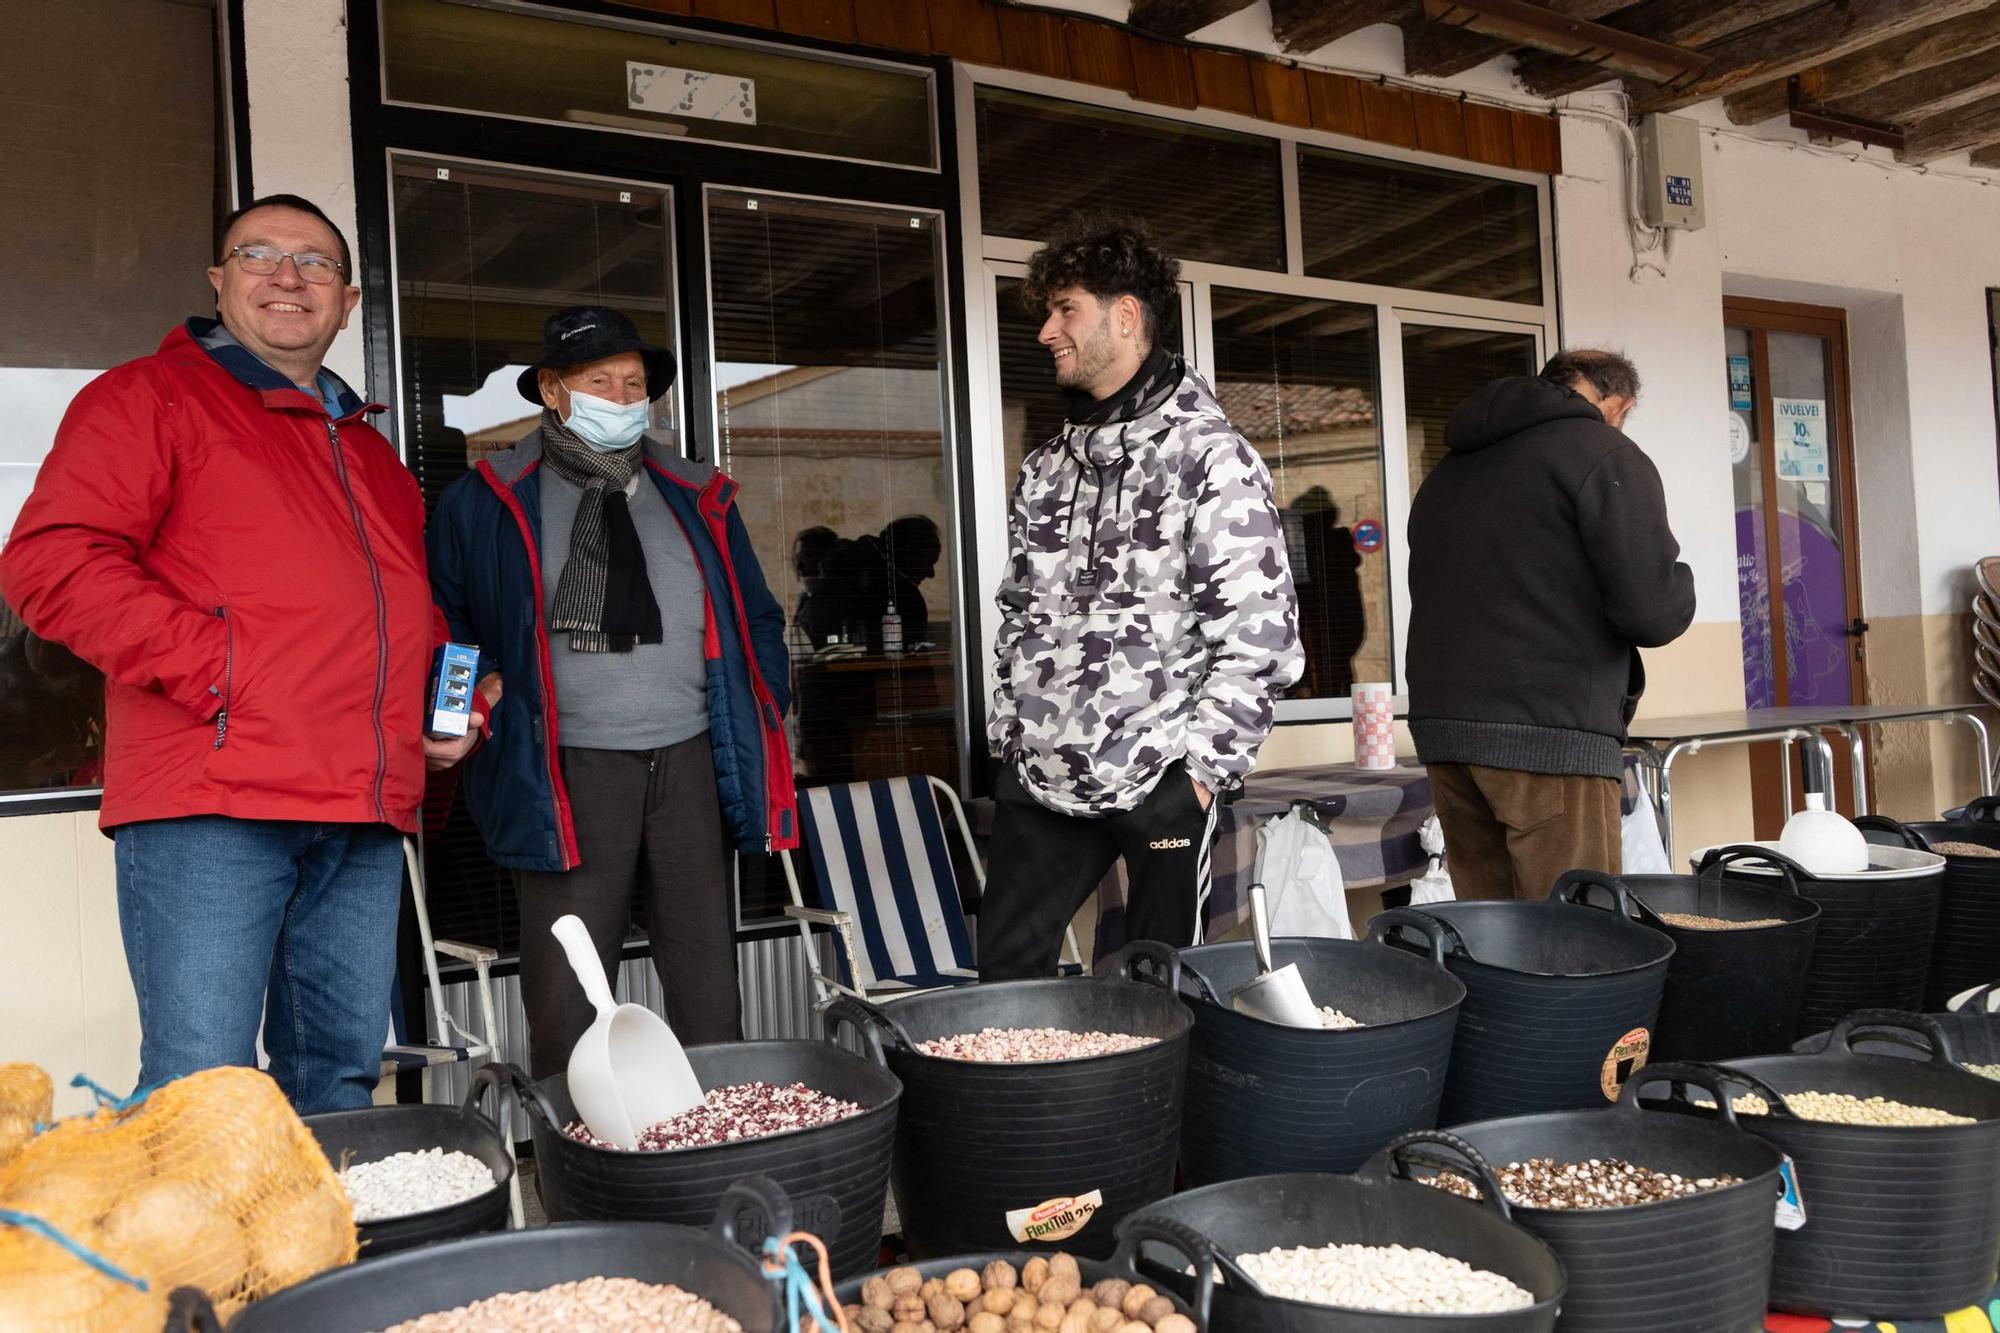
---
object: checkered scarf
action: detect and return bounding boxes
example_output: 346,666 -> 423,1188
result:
540,410 -> 662,653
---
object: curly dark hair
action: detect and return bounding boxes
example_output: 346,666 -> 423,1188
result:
1020,213 -> 1181,349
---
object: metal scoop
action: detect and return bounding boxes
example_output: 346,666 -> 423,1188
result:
1229,882 -> 1322,1027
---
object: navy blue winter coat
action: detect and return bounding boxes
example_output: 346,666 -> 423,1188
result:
428,431 -> 795,872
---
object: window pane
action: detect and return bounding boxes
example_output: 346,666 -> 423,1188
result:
992,278 -> 1071,499
708,190 -> 959,924
976,89 -> 1285,271
391,160 -> 678,957
1211,290 -> 1389,698
1301,148 -> 1542,304
0,0 -> 225,798
1402,324 -> 1539,494
382,0 -> 935,169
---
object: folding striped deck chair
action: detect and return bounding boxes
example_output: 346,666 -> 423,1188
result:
782,776 -> 1081,1006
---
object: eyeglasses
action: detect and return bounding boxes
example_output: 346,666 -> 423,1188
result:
226,244 -> 346,284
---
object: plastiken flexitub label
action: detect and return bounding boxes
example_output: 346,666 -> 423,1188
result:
1006,1190 -> 1104,1244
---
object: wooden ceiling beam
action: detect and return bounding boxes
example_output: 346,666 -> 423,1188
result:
1629,0 -> 1997,115
1898,89 -> 2000,163
1516,0 -> 1820,99
1269,0 -> 1411,55
1420,0 -> 1708,84
1126,0 -> 1261,40
1725,4 -> 2000,126
1836,45 -> 2000,126
1401,0 -> 1623,79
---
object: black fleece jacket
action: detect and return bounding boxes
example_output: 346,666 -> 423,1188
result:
1406,375 -> 1696,779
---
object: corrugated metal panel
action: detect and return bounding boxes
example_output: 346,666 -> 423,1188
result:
427,932 -> 825,1111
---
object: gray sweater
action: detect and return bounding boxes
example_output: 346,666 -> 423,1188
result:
541,468 -> 708,751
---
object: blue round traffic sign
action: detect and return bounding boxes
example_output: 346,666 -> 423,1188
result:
1353,519 -> 1384,553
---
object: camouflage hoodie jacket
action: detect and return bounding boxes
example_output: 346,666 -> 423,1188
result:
989,359 -> 1304,816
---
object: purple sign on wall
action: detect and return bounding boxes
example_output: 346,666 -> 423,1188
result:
1734,507 -> 1852,709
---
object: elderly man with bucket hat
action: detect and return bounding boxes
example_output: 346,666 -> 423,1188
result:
428,306 -> 796,1073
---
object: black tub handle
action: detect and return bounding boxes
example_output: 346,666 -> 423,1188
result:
1376,1129 -> 1516,1223
1826,1009 -> 1959,1067
1112,1214 -> 1218,1325
1701,1062 -> 1798,1120
1553,869 -> 1640,921
710,1174 -> 794,1253
1365,907 -> 1463,966
163,1287 -> 222,1332
500,1061 -> 565,1135
464,1060 -> 511,1131
1176,962 -> 1223,1006
823,995 -> 914,1066
1697,843 -> 1811,897
1853,815 -> 1927,852
1620,1059 -> 1758,1129
1101,938 -> 1182,996
1961,796 -> 2000,826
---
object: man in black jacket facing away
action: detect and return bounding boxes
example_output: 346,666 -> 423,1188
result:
1407,349 -> 1695,899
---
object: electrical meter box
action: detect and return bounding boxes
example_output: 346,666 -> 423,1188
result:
1638,113 -> 1705,230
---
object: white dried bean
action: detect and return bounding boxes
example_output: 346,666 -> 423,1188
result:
1717,1090 -> 1973,1126
341,1148 -> 496,1222
1318,1007 -> 1363,1030
916,1027 -> 1157,1062
1236,1242 -> 1533,1315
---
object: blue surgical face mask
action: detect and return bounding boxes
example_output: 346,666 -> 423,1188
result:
561,387 -> 650,452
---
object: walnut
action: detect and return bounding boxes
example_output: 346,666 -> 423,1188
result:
863,1276 -> 896,1310
983,1260 -> 1019,1291
1090,1280 -> 1129,1310
1153,1317 -> 1196,1333
1048,1254 -> 1081,1284
968,1315 -> 1006,1333
1114,1324 -> 1150,1333
1006,1293 -> 1039,1327
1038,1273 -> 1080,1307
923,1278 -> 945,1300
1059,1313 -> 1093,1333
944,1268 -> 982,1303
1034,1301 -> 1066,1330
888,1267 -> 925,1296
982,1288 -> 1016,1315
927,1291 -> 966,1330
890,1322 -> 925,1333
1022,1256 -> 1051,1294
856,1308 -> 896,1333
1137,1297 -> 1175,1326
896,1294 -> 929,1322
1088,1310 -> 1124,1333
1119,1285 -> 1156,1319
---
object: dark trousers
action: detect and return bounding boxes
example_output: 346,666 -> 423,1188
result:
513,736 -> 739,1079
978,761 -> 1217,981
1428,762 -> 1622,901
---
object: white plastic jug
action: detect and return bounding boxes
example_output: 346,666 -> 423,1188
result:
1777,790 -> 1870,875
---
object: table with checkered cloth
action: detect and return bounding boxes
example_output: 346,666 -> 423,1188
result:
1097,761 -> 1433,959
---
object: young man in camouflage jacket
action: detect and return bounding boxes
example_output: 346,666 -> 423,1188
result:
979,216 -> 1303,981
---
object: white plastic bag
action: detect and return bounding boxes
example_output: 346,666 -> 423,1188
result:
1408,815 -> 1456,904
1622,796 -> 1671,874
1256,803 -> 1352,939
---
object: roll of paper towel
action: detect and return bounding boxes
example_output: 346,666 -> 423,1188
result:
1351,682 -> 1396,771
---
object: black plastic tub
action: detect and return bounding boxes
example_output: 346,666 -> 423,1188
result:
1601,847 -> 1822,1061
826,944 -> 1191,1260
1708,839 -> 1945,1035
197,1178 -> 788,1331
1859,803 -> 2000,1009
510,1037 -> 899,1279
1379,880 -> 1674,1123
832,1214 -> 1216,1325
302,1064 -> 514,1259
1158,928 -> 1464,1185
1122,1131 -> 1564,1332
1442,1062 -> 1785,1333
1714,1010 -> 2000,1319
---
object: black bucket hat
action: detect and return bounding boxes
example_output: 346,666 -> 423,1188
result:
515,305 -> 676,404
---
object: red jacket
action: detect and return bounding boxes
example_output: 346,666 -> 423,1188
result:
0,321 -> 436,832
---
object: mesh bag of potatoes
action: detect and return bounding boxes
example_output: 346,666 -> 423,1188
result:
0,1064 -> 55,1170
0,1064 -> 357,1330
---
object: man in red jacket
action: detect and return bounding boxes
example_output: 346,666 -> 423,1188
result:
0,194 -> 471,1112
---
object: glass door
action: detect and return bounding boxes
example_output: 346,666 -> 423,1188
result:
705,188 -> 959,918
1725,298 -> 1866,828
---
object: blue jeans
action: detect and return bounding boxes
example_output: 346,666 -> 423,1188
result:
114,817 -> 403,1113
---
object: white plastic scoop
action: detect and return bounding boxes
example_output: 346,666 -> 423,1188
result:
1778,747 -> 1869,875
1229,883 -> 1323,1028
553,913 -> 704,1149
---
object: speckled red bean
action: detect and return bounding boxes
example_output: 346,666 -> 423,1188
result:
563,1081 -> 862,1151
916,1027 -> 1157,1062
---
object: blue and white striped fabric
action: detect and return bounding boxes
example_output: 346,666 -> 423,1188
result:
797,779 -> 979,992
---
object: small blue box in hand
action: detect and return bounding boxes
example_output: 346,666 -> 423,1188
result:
429,642 -> 481,738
